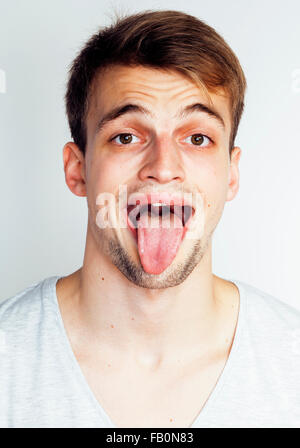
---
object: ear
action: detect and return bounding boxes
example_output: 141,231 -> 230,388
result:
226,146 -> 241,202
63,142 -> 86,197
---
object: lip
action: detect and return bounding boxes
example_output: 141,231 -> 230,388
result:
128,192 -> 194,208
125,192 -> 196,241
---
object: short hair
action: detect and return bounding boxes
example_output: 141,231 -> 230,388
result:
65,10 -> 247,155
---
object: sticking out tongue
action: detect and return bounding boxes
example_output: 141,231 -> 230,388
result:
137,212 -> 184,275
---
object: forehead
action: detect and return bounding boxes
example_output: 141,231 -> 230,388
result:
87,65 -> 231,131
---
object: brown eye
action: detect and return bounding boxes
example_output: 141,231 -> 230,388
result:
191,134 -> 204,145
113,133 -> 139,145
184,133 -> 210,147
119,134 -> 132,144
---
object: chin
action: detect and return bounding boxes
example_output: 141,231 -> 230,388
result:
107,237 -> 206,289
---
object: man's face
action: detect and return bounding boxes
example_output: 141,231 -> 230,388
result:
75,65 -> 240,288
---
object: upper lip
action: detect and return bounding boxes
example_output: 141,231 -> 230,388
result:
127,192 -> 194,209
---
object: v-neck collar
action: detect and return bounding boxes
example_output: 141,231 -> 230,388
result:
46,274 -> 246,428
189,278 -> 245,427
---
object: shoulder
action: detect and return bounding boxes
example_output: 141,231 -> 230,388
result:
233,279 -> 300,351
236,280 -> 300,324
0,276 -> 60,330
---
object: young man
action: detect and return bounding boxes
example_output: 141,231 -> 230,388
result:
1,10 -> 300,428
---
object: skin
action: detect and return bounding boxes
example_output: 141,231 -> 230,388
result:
58,65 -> 241,427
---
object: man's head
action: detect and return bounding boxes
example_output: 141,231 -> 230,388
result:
66,10 -> 246,156
63,10 -> 246,288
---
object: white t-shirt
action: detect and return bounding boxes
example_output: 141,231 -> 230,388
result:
0,275 -> 300,428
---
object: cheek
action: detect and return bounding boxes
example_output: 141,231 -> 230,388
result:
85,160 -> 123,225
193,155 -> 227,188
191,157 -> 229,212
87,154 -> 126,197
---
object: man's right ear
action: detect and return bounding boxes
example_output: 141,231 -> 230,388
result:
63,142 -> 87,197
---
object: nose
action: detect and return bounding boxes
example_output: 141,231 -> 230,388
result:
138,135 -> 185,184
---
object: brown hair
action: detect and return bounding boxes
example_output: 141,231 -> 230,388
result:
65,10 -> 246,154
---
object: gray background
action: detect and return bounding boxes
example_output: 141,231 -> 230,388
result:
1,0 -> 300,308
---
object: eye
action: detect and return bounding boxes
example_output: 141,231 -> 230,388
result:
184,134 -> 211,147
112,133 -> 140,145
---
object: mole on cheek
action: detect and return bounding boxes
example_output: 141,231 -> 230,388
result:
110,324 -> 114,328
208,204 -> 211,208
102,277 -> 105,280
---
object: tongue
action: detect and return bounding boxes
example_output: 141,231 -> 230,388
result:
137,212 -> 184,275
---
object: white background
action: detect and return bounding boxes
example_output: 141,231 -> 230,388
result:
0,0 -> 300,308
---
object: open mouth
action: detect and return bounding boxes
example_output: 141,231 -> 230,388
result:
127,202 -> 195,240
125,193 -> 198,274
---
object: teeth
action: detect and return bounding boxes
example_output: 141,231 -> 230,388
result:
127,201 -> 194,228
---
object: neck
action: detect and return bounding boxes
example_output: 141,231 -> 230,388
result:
57,229 -> 238,369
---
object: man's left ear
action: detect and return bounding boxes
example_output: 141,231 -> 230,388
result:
226,146 -> 241,202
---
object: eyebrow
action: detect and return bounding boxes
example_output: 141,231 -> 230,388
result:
177,103 -> 225,129
95,104 -> 151,134
95,101 -> 225,134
